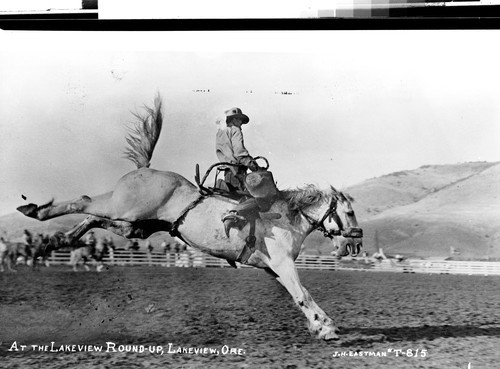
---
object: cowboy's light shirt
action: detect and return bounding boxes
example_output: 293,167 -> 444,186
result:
215,126 -> 254,172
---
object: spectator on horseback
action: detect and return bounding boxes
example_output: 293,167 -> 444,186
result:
84,230 -> 96,248
216,107 -> 261,234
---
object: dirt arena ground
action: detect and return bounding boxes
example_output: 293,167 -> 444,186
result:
1,266 -> 500,368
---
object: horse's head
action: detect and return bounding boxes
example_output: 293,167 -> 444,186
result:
285,185 -> 363,256
332,188 -> 363,236
283,185 -> 363,233
325,188 -> 363,256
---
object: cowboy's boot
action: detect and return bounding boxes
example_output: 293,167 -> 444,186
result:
222,211 -> 246,237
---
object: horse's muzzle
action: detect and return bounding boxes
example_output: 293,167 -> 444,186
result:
342,227 -> 363,238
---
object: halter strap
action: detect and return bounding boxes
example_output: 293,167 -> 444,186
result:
300,197 -> 342,238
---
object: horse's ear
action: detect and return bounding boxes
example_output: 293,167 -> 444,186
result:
343,192 -> 355,202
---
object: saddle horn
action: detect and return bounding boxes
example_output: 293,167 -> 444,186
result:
195,164 -> 201,187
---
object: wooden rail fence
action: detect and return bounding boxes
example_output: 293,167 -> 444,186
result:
42,250 -> 500,276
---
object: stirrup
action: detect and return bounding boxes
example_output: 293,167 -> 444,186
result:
222,211 -> 247,237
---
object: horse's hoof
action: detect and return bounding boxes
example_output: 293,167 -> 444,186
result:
17,203 -> 39,218
317,325 -> 340,341
323,331 -> 340,341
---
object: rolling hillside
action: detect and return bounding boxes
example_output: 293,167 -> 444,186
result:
339,162 -> 500,260
346,161 -> 497,221
1,161 -> 499,259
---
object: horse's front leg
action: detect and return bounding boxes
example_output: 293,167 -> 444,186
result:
56,216 -> 167,247
69,250 -> 78,272
268,259 -> 339,340
47,216 -> 136,251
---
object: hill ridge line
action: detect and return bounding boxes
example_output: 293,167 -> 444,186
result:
415,162 -> 500,203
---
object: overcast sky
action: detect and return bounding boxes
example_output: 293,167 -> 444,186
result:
1,30 -> 499,216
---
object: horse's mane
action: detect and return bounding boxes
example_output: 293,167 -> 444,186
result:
280,184 -> 354,217
123,93 -> 163,169
332,187 -> 355,203
280,184 -> 330,215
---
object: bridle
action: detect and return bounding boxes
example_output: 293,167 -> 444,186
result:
300,197 -> 342,238
300,196 -> 363,239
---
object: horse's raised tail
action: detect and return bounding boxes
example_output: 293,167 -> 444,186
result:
123,93 -> 163,169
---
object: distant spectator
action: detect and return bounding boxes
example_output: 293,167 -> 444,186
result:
95,237 -> 106,272
106,236 -> 115,265
174,242 -> 181,263
127,239 -> 139,252
23,229 -> 33,248
126,240 -> 139,264
175,243 -> 190,267
160,239 -> 169,252
146,240 -> 154,253
161,240 -> 172,267
146,240 -> 154,266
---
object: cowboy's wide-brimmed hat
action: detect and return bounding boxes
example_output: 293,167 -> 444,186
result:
225,107 -> 249,124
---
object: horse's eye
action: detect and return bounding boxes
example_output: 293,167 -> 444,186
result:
346,211 -> 354,216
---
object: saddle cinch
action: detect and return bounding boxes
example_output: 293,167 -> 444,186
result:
195,159 -> 281,264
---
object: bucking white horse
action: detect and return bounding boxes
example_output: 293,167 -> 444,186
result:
17,94 -> 362,340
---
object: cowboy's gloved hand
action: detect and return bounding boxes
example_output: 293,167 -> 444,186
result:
248,160 -> 259,172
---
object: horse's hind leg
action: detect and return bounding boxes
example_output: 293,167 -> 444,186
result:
268,259 -> 339,341
17,192 -> 115,221
53,215 -> 170,247
96,262 -> 104,272
7,255 -> 17,272
83,259 -> 90,272
70,250 -> 78,272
